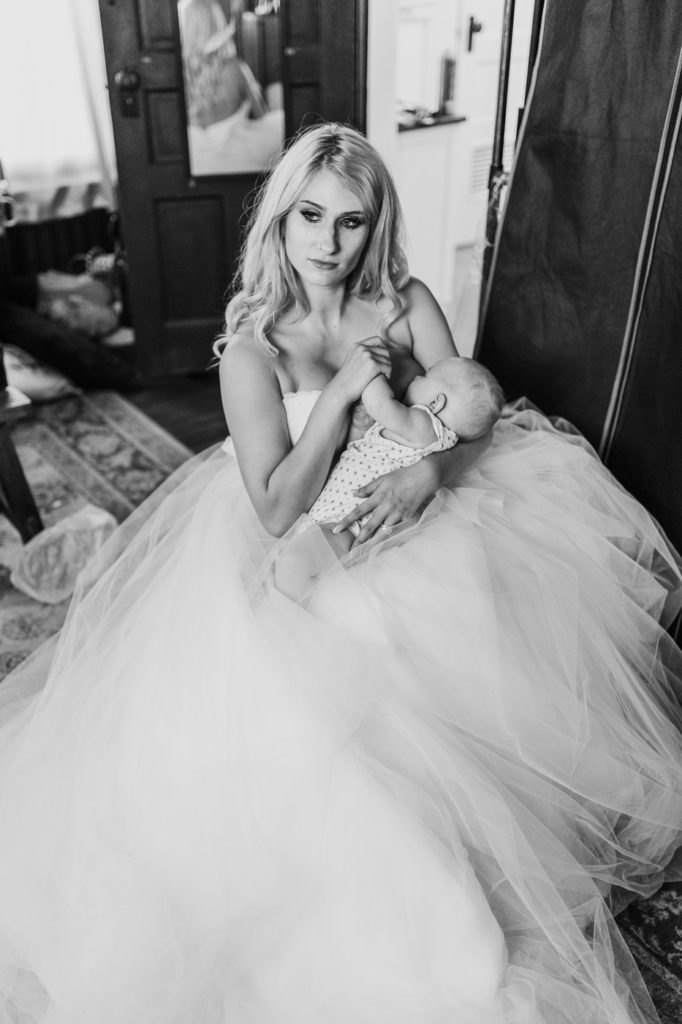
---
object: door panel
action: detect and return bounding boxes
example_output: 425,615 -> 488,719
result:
147,92 -> 185,162
157,198 -> 226,318
281,0 -> 366,131
99,0 -> 366,377
138,0 -> 175,46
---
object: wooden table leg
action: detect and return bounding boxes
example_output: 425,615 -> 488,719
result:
0,423 -> 43,542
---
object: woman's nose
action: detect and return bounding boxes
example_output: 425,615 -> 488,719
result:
318,221 -> 338,253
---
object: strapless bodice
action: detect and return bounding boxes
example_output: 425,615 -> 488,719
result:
282,389 -> 322,444
221,390 -> 321,453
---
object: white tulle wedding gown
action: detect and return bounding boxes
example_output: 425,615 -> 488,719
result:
0,394 -> 681,1024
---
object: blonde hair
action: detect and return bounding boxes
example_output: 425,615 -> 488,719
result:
215,123 -> 409,357
431,357 -> 504,440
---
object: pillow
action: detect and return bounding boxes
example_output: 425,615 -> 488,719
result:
38,294 -> 119,341
2,343 -> 81,402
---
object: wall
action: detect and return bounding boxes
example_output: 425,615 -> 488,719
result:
367,0 -> 534,347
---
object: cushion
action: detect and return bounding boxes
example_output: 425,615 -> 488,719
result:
38,294 -> 119,340
2,343 -> 81,402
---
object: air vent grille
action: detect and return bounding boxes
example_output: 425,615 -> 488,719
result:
470,141 -> 515,193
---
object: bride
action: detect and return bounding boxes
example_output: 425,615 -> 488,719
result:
0,122 -> 681,1024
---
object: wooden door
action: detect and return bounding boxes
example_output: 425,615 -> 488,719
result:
99,0 -> 366,377
281,0 -> 367,133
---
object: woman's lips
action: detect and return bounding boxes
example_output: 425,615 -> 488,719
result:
309,259 -> 338,269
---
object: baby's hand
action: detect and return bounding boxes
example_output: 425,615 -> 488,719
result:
347,400 -> 375,443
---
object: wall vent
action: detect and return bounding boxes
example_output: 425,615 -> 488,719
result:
470,141 -> 515,194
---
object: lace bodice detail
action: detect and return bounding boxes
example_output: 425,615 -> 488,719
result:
282,390 -> 322,444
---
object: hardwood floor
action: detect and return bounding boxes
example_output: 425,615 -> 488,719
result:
127,370 -> 227,453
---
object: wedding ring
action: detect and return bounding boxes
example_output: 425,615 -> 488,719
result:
379,523 -> 394,534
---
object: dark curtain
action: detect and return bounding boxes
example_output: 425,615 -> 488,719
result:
477,0 -> 682,553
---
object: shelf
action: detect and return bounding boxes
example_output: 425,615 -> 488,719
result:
397,113 -> 466,132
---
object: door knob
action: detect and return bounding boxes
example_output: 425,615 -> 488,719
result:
114,67 -> 141,118
467,16 -> 483,52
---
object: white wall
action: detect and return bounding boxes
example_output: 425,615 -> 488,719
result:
367,1 -> 467,326
367,0 -> 533,347
366,0 -> 399,172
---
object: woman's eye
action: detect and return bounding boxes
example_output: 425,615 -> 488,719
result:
340,217 -> 366,230
299,208 -> 320,223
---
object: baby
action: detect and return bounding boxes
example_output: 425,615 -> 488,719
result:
275,355 -> 504,600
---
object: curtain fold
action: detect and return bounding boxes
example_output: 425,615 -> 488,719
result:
476,0 -> 682,555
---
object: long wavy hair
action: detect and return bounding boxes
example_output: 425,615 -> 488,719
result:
215,123 -> 409,356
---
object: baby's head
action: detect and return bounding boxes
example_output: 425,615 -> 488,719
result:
405,357 -> 504,440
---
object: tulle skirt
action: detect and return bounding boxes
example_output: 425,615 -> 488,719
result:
0,400 -> 681,1024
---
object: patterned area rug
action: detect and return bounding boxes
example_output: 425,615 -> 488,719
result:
618,883 -> 682,1023
0,393 -> 680,1020
0,391 -> 191,677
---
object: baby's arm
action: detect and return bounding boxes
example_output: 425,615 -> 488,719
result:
361,375 -> 436,448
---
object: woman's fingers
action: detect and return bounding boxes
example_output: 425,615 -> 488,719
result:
332,478 -> 402,548
352,511 -> 401,548
332,481 -> 379,536
333,464 -> 432,548
358,337 -> 391,376
332,496 -> 375,536
352,478 -> 378,501
335,339 -> 392,402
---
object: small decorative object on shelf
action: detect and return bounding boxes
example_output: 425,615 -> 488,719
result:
438,52 -> 456,115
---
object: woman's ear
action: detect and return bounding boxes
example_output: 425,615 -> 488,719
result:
428,393 -> 446,415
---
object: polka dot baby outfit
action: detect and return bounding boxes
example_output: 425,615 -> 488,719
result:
308,405 -> 459,536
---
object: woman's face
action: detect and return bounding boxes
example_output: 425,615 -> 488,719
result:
284,169 -> 370,292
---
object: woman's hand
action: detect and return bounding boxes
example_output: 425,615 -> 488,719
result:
332,432 -> 493,547
333,458 -> 438,547
330,337 -> 392,406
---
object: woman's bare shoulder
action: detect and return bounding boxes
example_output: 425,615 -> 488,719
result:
383,278 -> 441,343
398,276 -> 441,315
221,327 -> 273,374
393,277 -> 458,364
219,328 -> 282,397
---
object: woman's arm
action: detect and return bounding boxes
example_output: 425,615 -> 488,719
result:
220,331 -> 390,536
334,433 -> 492,546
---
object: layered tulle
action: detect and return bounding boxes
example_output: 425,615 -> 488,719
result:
0,399 -> 681,1024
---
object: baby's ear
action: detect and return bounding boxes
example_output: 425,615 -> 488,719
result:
428,393 -> 446,414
